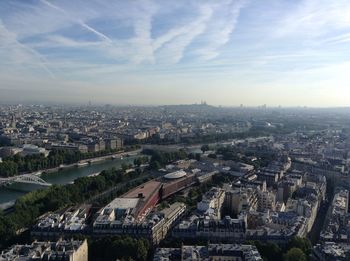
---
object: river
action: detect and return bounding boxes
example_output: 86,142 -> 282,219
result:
0,156 -> 137,209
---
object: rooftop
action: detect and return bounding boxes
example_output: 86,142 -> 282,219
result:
105,197 -> 140,210
123,180 -> 162,199
164,170 -> 187,180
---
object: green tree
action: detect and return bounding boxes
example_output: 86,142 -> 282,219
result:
208,153 -> 217,159
121,163 -> 128,172
136,239 -> 149,261
201,144 -> 210,153
0,164 -> 149,249
288,237 -> 312,256
0,214 -> 16,249
149,160 -> 161,170
254,241 -> 282,261
88,236 -> 150,261
283,248 -> 307,261
134,158 -> 142,166
26,162 -> 32,172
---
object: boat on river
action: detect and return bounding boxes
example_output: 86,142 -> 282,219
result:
76,162 -> 89,168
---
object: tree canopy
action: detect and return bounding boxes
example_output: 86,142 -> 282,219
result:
283,248 -> 307,261
0,166 -> 147,249
0,147 -> 129,177
287,237 -> 311,256
89,236 -> 150,261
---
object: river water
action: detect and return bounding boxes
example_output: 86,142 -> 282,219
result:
0,156 -> 137,208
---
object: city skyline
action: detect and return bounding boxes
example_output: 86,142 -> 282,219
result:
1,0 -> 350,106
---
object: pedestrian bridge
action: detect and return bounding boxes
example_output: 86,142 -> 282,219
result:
0,174 -> 51,188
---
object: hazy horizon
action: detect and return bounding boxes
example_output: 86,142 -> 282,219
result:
1,0 -> 350,106
2,100 -> 350,110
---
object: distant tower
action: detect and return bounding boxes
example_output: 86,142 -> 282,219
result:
88,100 -> 92,107
10,115 -> 16,128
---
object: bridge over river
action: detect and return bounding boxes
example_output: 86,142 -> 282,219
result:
0,153 -> 139,209
0,174 -> 51,191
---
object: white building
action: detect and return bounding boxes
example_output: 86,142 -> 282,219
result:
197,187 -> 225,219
21,144 -> 49,157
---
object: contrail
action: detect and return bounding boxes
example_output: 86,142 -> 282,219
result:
20,42 -> 56,79
40,0 -> 111,42
0,19 -> 55,78
77,19 -> 111,42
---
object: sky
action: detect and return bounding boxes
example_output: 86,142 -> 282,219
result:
0,0 -> 350,107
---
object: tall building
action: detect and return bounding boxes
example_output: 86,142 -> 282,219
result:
257,190 -> 276,212
225,187 -> 258,216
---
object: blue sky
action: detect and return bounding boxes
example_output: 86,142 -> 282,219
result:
0,0 -> 350,106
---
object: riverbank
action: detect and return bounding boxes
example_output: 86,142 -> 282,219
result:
0,153 -> 141,210
143,136 -> 271,153
0,200 -> 16,212
18,148 -> 142,177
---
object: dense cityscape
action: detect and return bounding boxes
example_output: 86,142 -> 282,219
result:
0,104 -> 350,260
1,0 -> 350,260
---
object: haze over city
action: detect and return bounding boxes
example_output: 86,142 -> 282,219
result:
1,0 -> 350,106
4,1 -> 350,261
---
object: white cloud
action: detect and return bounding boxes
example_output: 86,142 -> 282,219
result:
154,4 -> 214,63
1,0 -> 247,69
275,0 -> 350,38
323,33 -> 350,45
128,0 -> 158,64
39,0 -> 112,43
194,0 -> 248,60
1,0 -> 350,106
0,20 -> 55,78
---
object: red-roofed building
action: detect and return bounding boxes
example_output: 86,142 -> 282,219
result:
122,180 -> 162,220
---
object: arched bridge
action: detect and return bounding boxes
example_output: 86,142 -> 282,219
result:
13,174 -> 51,186
0,174 -> 51,188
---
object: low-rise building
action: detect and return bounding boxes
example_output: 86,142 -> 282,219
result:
105,139 -> 116,150
154,244 -> 262,261
0,239 -> 88,261
87,143 -> 99,153
320,189 -> 350,243
21,144 -> 49,157
313,242 -> 350,261
93,198 -> 185,244
256,169 -> 279,187
197,187 -> 225,219
31,205 -> 92,239
173,214 -> 247,242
